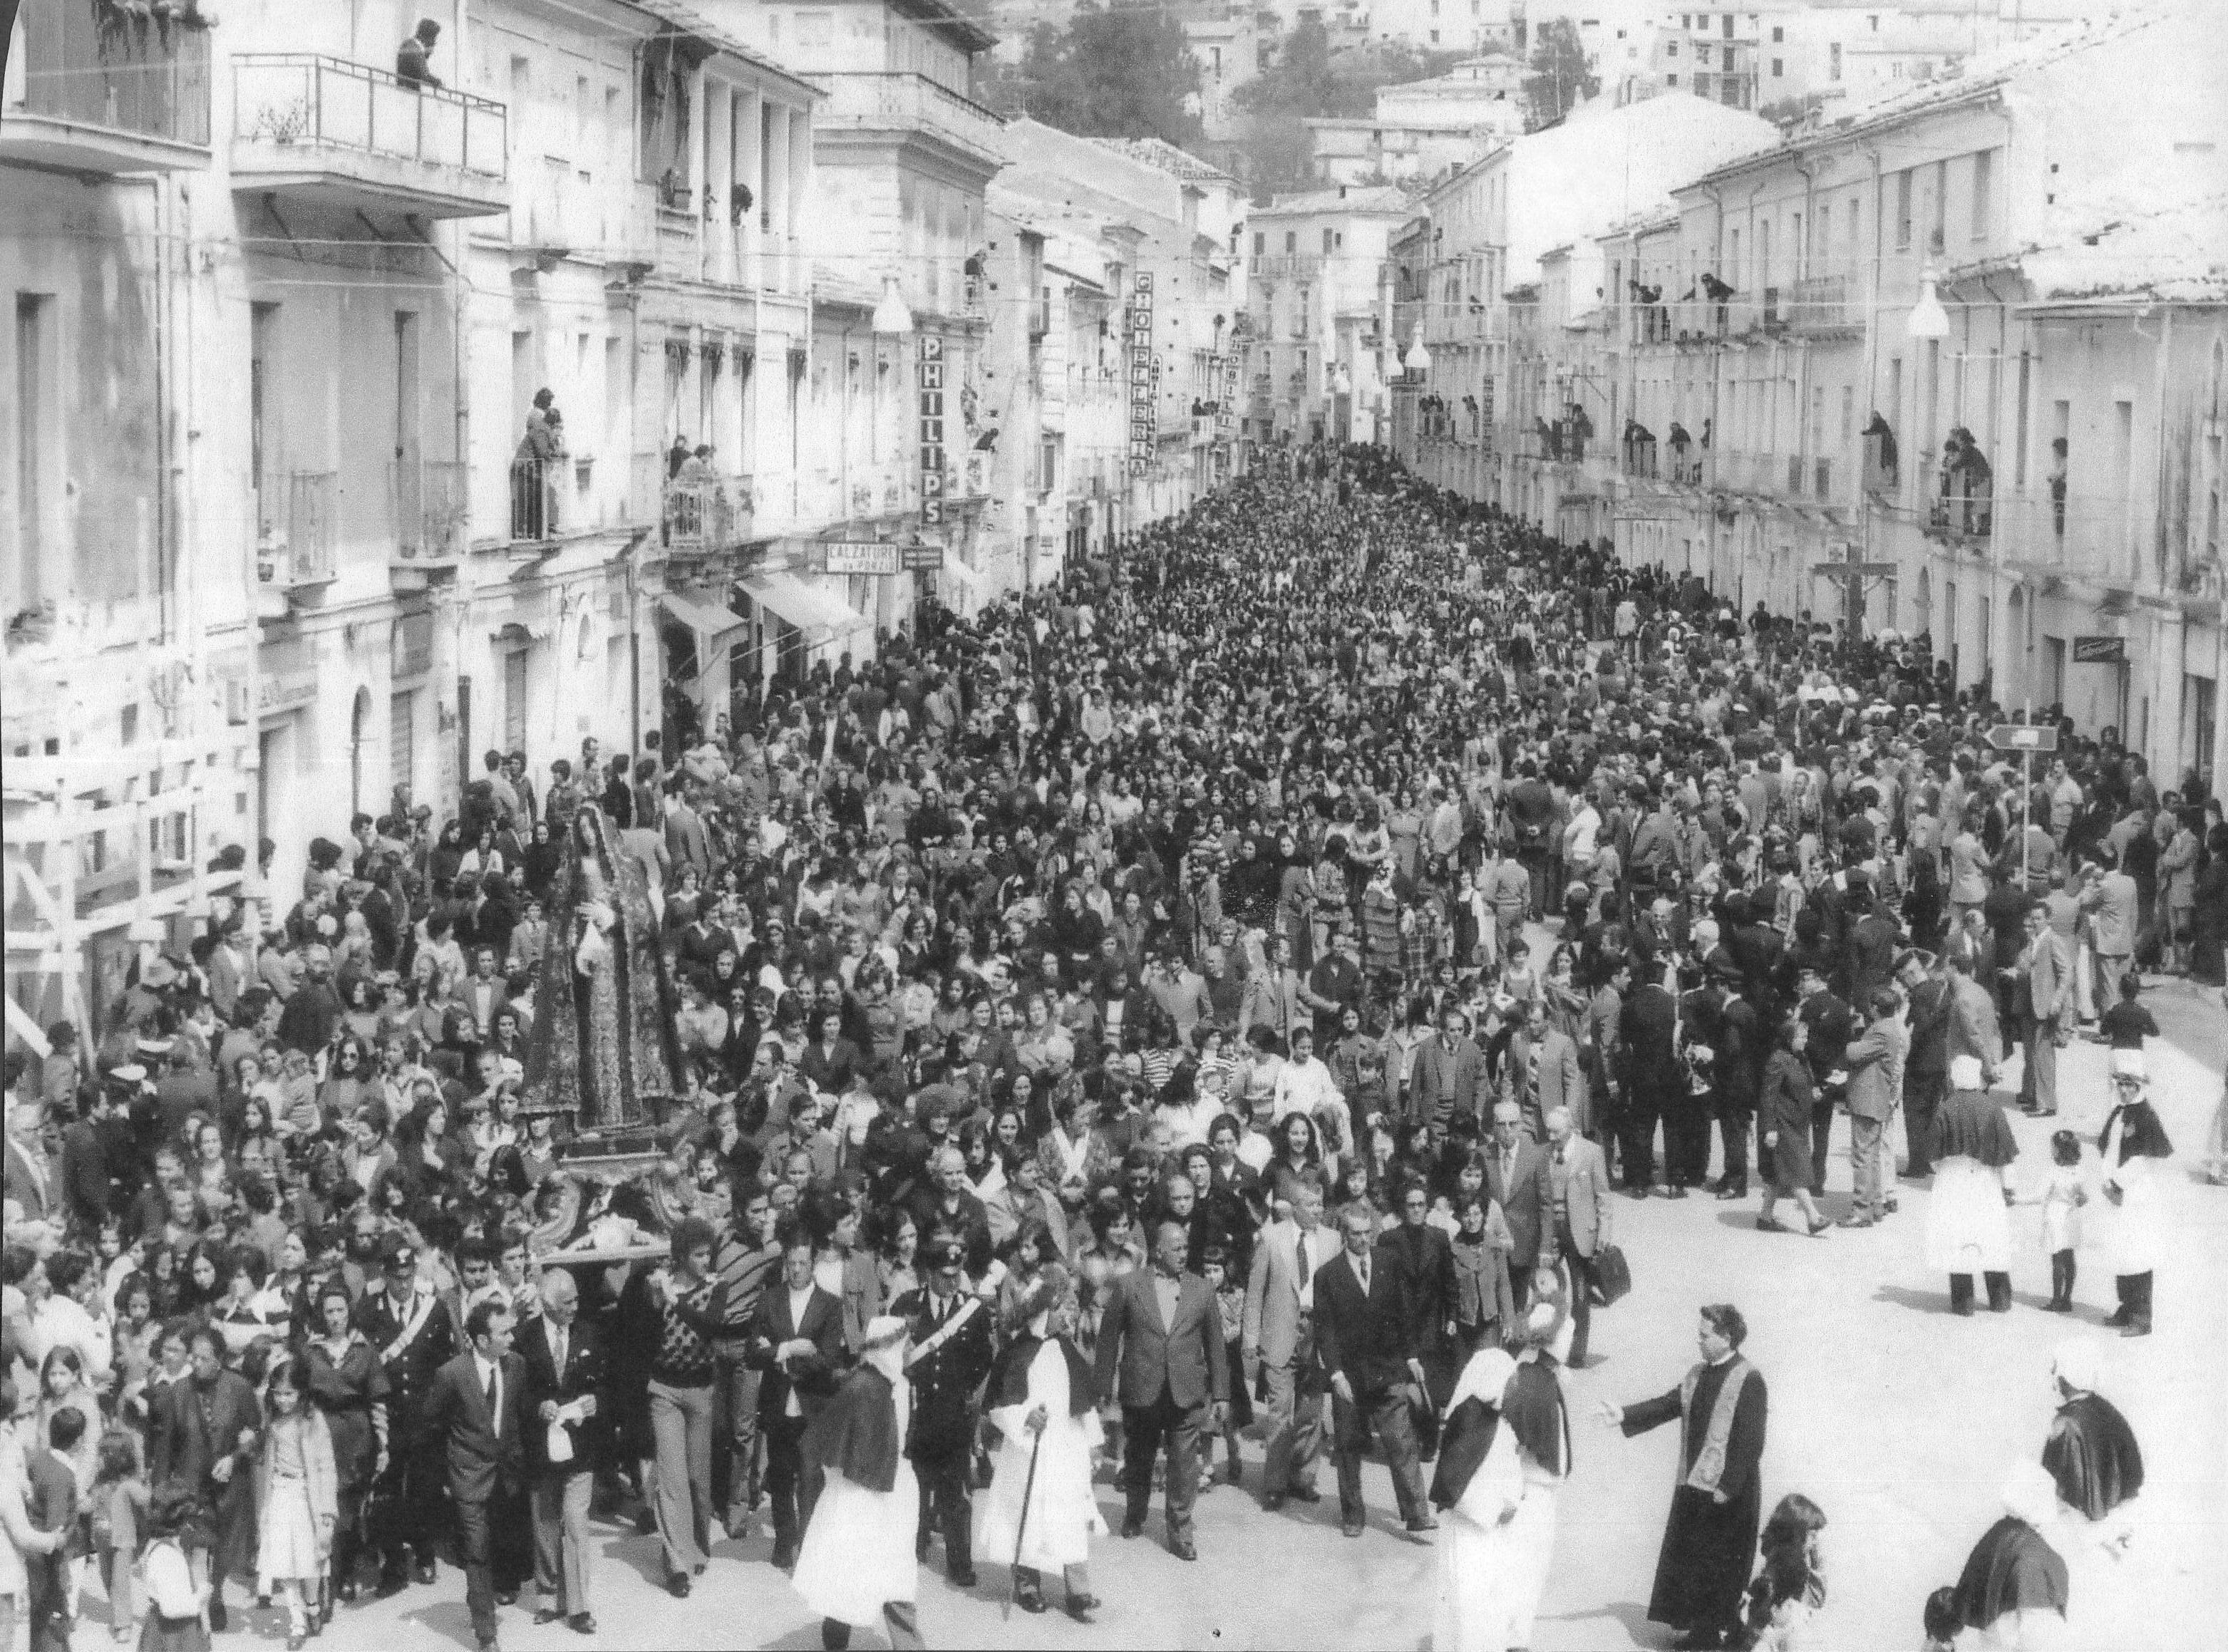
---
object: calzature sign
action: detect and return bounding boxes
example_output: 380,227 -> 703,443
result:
820,542 -> 900,577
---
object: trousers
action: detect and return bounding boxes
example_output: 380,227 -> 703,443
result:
530,1471 -> 594,1618
1904,1069 -> 1944,1177
1716,1101 -> 1753,1191
912,1450 -> 974,1574
1850,1115 -> 1887,1217
1259,1326 -> 1326,1499
648,1378 -> 716,1577
454,1482 -> 531,1648
711,1348 -> 763,1523
765,1413 -> 821,1556
2021,1021 -> 2059,1113
1332,1384 -> 1425,1527
1121,1388 -> 1203,1547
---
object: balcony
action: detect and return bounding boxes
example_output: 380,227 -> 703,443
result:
254,469 -> 337,616
508,455 -> 566,543
229,54 -> 507,220
1790,273 -> 1859,336
815,72 -> 1004,169
1254,254 -> 1326,282
1,1 -> 212,172
664,473 -> 755,555
391,459 -> 468,579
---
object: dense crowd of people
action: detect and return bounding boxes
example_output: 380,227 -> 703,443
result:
4,443 -> 2222,1652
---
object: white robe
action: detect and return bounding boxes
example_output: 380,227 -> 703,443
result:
791,1373 -> 919,1625
1433,1419 -> 1526,1652
974,1341 -> 1104,1573
1925,1155 -> 2013,1274
2098,1147 -> 2163,1279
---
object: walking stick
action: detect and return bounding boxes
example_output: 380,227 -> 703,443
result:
1004,1427 -> 1046,1623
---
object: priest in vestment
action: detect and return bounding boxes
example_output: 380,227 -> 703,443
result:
1597,1303 -> 1766,1651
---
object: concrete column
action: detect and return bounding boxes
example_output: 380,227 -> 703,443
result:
766,111 -> 791,294
707,82 -> 733,286
686,63 -> 708,283
787,108 -> 808,296
737,88 -> 763,289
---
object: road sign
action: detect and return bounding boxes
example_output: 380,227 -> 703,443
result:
1809,561 -> 1897,578
2072,634 -> 2126,665
820,541 -> 899,576
900,544 -> 944,572
1988,723 -> 2060,753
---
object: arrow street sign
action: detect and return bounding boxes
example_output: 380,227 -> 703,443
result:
1989,724 -> 2060,753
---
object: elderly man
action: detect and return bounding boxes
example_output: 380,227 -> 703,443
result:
1313,1202 -> 1433,1540
1545,1105 -> 1612,1369
1093,1219 -> 1227,1561
1839,986 -> 1909,1228
521,1268 -> 601,1636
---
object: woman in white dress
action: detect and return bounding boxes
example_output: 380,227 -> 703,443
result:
2096,1051 -> 2172,1338
975,1274 -> 1104,1621
792,1316 -> 924,1651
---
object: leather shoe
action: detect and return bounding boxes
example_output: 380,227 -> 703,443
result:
1015,1586 -> 1048,1614
1406,1514 -> 1440,1534
494,1591 -> 518,1607
477,1639 -> 500,1652
1120,1516 -> 1145,1539
1263,1493 -> 1285,1512
1341,1518 -> 1364,1539
1716,1184 -> 1745,1201
1169,1538 -> 1197,1561
566,1616 -> 597,1636
948,1566 -> 978,1589
1287,1482 -> 1321,1503
770,1544 -> 798,1571
1066,1594 -> 1100,1623
1835,1214 -> 1877,1229
414,1562 -> 438,1588
534,1611 -> 564,1627
666,1573 -> 691,1599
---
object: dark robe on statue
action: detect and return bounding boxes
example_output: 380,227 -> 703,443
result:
2042,1393 -> 2144,1522
1951,1515 -> 2068,1635
1621,1356 -> 1768,1636
522,802 -> 681,1132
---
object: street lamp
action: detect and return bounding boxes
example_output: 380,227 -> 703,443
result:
1907,265 -> 1950,340
1403,331 -> 1433,374
872,276 -> 914,337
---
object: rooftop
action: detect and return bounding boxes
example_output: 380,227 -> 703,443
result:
1253,182 -> 1418,218
1089,135 -> 1235,185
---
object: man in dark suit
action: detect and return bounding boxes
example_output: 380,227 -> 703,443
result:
423,1299 -> 530,1652
1483,1100 -> 1560,1306
743,1230 -> 845,1570
58,1080 -> 119,1232
1408,1006 -> 1485,1130
1795,963 -> 1855,1197
519,1268 -> 601,1635
1898,949 -> 1951,1179
1380,1178 -> 1457,1398
1093,1218 -> 1228,1561
1313,1203 -> 1434,1539
1619,955 -> 1681,1196
893,1237 -> 994,1586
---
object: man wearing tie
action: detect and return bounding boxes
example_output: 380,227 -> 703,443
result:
1242,1181 -> 1329,1509
894,1238 -> 995,1587
1093,1219 -> 1228,1560
1311,1204 -> 1434,1539
1545,1106 -> 1613,1369
425,1300 -> 530,1652
746,1232 -> 846,1571
1485,1101 -> 1560,1310
520,1269 -> 601,1635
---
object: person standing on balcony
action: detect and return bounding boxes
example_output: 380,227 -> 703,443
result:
397,20 -> 444,88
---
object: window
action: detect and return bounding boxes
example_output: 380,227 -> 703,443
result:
1253,231 -> 1265,255
1668,72 -> 1677,86
1830,41 -> 1842,80
390,692 -> 416,799
1772,58 -> 1783,76
1285,230 -> 1297,253
1667,40 -> 1678,56
1698,43 -> 1711,65
504,651 -> 528,753
1723,13 -> 1734,37
1772,24 -> 1783,41
1971,148 -> 1994,242
1894,169 -> 1912,249
1323,227 -> 1335,254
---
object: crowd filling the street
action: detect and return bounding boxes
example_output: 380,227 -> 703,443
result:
7,446 -> 2228,1652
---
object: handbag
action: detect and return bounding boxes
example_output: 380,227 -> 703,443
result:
1591,1243 -> 1633,1307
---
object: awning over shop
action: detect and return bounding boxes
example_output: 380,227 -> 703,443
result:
659,592 -> 750,647
740,570 -> 872,644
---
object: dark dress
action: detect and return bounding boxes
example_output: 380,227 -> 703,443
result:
1759,1050 -> 1814,1196
303,1332 -> 392,1492
1621,1357 -> 1768,1636
1951,1514 -> 2068,1634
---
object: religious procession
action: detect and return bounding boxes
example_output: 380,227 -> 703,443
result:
7,441 -> 2223,1652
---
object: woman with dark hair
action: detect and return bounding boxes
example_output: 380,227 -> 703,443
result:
520,816 -> 562,902
641,1214 -> 724,1596
1268,1111 -> 1331,1212
1757,1014 -> 1830,1237
803,1184 -> 882,1358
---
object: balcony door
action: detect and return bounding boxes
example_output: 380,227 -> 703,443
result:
395,311 -> 421,549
